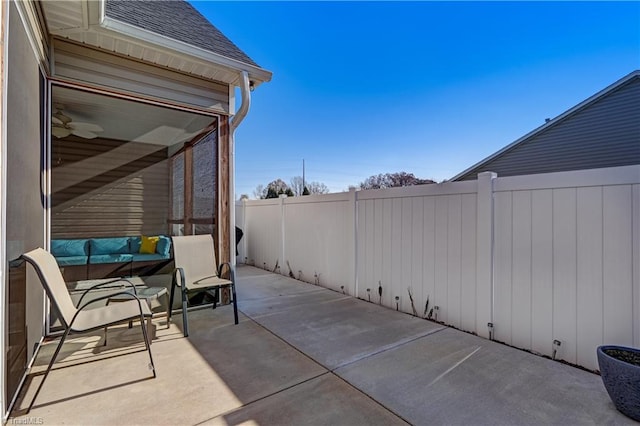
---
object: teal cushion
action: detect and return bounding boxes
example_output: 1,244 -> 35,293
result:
129,237 -> 142,253
89,254 -> 133,264
90,238 -> 130,255
55,256 -> 88,266
51,239 -> 88,257
156,236 -> 171,257
131,253 -> 167,262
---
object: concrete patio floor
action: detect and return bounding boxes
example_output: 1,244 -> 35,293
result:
9,266 -> 633,425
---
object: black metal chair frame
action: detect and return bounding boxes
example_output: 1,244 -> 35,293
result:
169,262 -> 239,337
17,252 -> 156,413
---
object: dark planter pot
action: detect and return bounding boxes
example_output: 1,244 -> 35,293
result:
597,345 -> 640,421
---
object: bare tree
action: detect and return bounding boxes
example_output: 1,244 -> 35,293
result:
359,172 -> 434,190
289,176 -> 305,196
253,184 -> 266,199
290,176 -> 330,196
307,181 -> 329,194
256,177 -> 330,198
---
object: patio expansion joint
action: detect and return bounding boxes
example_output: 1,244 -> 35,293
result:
327,371 -> 413,426
193,371 -> 331,426
330,325 -> 448,372
237,285 -> 340,301
226,309 -> 412,426
241,293 -> 353,321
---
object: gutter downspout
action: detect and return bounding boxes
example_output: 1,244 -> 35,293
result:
229,71 -> 251,273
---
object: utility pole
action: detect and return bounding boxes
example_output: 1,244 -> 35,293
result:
302,159 -> 305,192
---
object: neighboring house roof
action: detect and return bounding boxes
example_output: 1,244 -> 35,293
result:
105,0 -> 259,67
451,70 -> 640,181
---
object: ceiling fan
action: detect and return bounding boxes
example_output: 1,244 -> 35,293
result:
51,104 -> 104,139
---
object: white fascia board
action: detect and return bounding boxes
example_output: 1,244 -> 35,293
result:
99,15 -> 273,86
450,70 -> 640,181
14,0 -> 50,74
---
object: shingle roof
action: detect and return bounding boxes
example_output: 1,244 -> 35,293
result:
105,0 -> 260,67
450,70 -> 640,181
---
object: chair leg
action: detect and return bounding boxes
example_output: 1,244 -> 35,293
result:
165,291 -> 171,329
27,327 -> 71,413
104,300 -> 110,346
138,311 -> 156,378
231,283 -> 239,325
168,281 -> 176,326
181,287 -> 189,337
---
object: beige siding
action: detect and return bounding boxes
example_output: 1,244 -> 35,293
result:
53,39 -> 230,113
51,138 -> 169,238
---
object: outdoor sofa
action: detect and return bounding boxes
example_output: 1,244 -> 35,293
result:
51,236 -> 173,282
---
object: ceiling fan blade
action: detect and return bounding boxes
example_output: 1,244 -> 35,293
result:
52,111 -> 72,125
71,128 -> 98,139
69,122 -> 103,133
52,126 -> 72,138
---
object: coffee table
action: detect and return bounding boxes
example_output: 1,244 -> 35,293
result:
106,286 -> 169,344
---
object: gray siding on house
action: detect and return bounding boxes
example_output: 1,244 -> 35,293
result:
6,0 -> 47,404
455,76 -> 640,181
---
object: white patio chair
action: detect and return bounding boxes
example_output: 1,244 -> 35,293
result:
169,234 -> 239,337
19,248 -> 156,412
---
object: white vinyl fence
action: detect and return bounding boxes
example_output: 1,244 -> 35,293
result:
236,165 -> 640,371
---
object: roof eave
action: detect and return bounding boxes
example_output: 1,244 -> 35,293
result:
100,14 -> 273,87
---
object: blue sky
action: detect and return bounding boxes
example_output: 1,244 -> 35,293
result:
190,1 -> 640,197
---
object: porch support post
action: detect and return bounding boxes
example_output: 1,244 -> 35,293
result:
218,116 -> 231,266
218,116 -> 231,305
184,144 -> 193,236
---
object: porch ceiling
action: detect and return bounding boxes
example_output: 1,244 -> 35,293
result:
52,85 -> 214,145
39,0 -> 272,87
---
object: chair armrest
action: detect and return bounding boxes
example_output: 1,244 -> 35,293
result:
76,278 -> 137,307
71,291 -> 149,329
172,267 -> 186,288
217,262 -> 232,279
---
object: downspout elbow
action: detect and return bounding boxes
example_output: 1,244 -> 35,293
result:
230,71 -> 251,133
